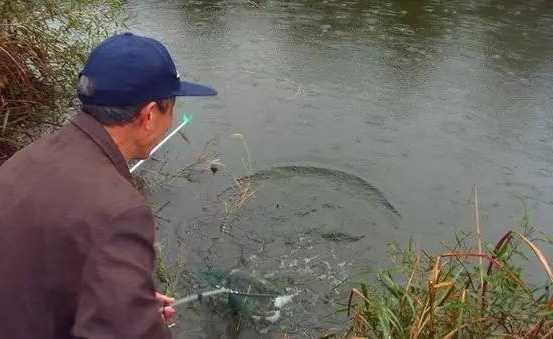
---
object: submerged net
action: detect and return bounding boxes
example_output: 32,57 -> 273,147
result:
150,165 -> 402,337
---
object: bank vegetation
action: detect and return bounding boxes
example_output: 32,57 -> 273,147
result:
344,207 -> 553,338
0,0 -> 121,162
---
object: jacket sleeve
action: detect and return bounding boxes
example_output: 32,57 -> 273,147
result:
72,206 -> 170,339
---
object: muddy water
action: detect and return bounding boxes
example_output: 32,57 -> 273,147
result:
126,0 -> 553,337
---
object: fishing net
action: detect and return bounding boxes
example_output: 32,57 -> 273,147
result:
146,164 -> 402,338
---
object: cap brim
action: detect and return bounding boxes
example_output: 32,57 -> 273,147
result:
175,80 -> 217,96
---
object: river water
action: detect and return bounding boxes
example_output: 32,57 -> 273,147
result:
127,0 -> 553,337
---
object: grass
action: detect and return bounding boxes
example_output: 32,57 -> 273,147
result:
154,242 -> 186,297
230,133 -> 254,175
223,177 -> 256,221
221,133 -> 257,234
0,0 -> 122,162
344,210 -> 553,338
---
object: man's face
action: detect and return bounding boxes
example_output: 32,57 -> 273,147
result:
135,100 -> 175,159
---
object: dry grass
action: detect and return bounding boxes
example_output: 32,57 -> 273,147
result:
0,1 -> 121,162
0,30 -> 51,158
223,176 -> 256,219
221,133 -> 258,233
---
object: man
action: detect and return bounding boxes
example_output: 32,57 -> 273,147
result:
0,32 -> 216,338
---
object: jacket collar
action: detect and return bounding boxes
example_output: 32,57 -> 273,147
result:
71,112 -> 132,183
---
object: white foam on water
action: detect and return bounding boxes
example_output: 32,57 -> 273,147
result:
274,293 -> 297,309
252,310 -> 281,323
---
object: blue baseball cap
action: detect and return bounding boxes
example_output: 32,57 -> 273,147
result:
78,32 -> 216,106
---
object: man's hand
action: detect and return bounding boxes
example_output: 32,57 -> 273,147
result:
155,292 -> 176,324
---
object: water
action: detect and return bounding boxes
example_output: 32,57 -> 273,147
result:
126,0 -> 553,337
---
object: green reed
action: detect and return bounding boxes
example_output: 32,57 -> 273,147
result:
345,221 -> 553,338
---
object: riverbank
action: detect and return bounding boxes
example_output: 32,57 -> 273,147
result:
345,226 -> 553,338
0,1 -> 121,162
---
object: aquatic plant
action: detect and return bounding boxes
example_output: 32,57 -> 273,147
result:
345,202 -> 553,338
154,242 -> 184,297
0,0 -> 122,161
230,133 -> 254,175
219,133 -> 257,226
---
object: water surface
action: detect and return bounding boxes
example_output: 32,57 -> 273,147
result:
127,0 -> 553,337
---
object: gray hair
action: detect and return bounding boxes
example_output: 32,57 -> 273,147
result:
77,75 -> 175,126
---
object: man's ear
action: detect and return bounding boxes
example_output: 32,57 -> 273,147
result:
136,101 -> 158,131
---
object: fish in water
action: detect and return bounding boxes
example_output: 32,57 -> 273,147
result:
321,231 -> 365,242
